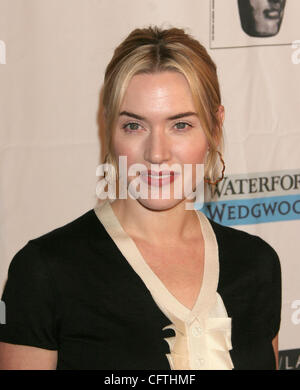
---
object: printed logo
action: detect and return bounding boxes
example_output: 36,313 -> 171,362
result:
279,348 -> 300,370
210,0 -> 296,49
237,0 -> 286,38
95,156 -> 205,210
199,169 -> 300,225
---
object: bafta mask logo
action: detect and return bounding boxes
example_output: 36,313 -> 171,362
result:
237,0 -> 286,37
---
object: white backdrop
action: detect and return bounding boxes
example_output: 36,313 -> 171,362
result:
0,0 -> 299,369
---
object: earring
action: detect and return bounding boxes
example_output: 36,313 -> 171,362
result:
204,151 -> 225,185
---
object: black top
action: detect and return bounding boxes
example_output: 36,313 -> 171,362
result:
0,207 -> 281,370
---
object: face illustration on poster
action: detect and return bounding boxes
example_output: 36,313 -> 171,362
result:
237,0 -> 286,37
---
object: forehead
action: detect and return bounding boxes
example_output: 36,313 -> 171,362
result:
249,0 -> 269,7
120,71 -> 196,113
249,0 -> 285,7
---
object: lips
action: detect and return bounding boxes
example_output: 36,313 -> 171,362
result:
141,170 -> 177,177
263,9 -> 281,19
140,170 -> 180,187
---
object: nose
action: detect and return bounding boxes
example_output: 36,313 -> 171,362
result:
143,128 -> 172,165
268,0 -> 283,9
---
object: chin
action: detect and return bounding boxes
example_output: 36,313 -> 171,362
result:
136,197 -> 185,212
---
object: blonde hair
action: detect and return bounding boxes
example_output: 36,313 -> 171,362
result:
101,25 -> 224,186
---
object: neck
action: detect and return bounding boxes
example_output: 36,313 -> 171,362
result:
110,197 -> 200,245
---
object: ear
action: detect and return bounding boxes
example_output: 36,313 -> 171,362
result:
217,104 -> 225,127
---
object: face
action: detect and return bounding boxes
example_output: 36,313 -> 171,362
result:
238,0 -> 286,37
111,71 -> 209,211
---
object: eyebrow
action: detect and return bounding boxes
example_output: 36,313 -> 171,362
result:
119,110 -> 198,121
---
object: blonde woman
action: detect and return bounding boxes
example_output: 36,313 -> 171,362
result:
0,26 -> 281,370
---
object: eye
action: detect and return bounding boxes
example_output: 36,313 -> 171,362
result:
122,122 -> 142,132
174,122 -> 192,131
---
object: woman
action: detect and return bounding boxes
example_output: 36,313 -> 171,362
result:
0,26 -> 281,370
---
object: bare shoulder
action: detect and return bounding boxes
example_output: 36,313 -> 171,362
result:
0,342 -> 57,370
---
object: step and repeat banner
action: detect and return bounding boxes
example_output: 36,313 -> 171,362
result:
0,0 -> 299,369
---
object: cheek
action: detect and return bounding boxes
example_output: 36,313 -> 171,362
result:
112,136 -> 143,168
174,136 -> 208,164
